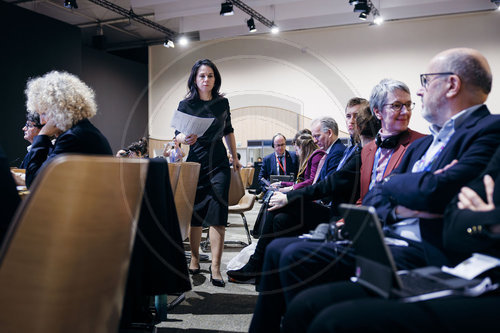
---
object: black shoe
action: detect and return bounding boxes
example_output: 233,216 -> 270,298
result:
209,266 -> 225,287
188,265 -> 201,275
227,260 -> 259,283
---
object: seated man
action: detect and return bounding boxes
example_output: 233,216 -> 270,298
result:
249,47 -> 500,333
257,133 -> 298,193
283,144 -> 500,333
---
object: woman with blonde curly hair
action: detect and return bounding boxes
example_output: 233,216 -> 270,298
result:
25,71 -> 112,187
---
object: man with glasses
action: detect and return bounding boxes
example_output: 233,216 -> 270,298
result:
257,133 -> 298,193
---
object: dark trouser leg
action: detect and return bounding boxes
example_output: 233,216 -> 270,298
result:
282,282 -> 371,333
252,201 -> 330,268
279,240 -> 355,305
308,294 -> 500,333
250,237 -> 301,333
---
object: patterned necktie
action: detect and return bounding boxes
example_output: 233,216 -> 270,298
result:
313,155 -> 327,184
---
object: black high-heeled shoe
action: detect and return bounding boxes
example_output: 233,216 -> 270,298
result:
188,265 -> 201,275
209,266 -> 225,287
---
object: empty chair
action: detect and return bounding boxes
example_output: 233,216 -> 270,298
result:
0,155 -> 148,333
168,162 -> 182,193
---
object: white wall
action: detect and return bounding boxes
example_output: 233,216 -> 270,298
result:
149,11 -> 500,140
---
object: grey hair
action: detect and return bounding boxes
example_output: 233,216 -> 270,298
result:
369,79 -> 411,114
444,51 -> 492,94
311,116 -> 339,136
25,71 -> 97,132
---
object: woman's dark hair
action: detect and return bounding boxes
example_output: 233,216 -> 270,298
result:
357,105 -> 381,140
26,112 -> 43,128
127,137 -> 148,157
185,59 -> 223,101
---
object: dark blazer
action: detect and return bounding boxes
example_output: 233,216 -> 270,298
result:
358,129 -> 426,202
287,145 -> 362,216
364,105 -> 500,260
26,119 -> 112,187
258,150 -> 298,192
443,145 -> 500,261
19,148 -> 35,169
0,146 -> 20,245
316,139 -> 346,182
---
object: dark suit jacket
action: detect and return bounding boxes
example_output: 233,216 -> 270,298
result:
443,145 -> 500,262
358,129 -> 426,202
287,145 -> 362,216
258,150 -> 298,192
26,119 -> 112,187
0,146 -> 20,245
364,105 -> 500,262
316,139 -> 346,181
19,148 -> 35,169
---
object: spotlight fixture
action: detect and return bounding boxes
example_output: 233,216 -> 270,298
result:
271,25 -> 279,34
359,12 -> 368,20
492,0 -> 500,9
247,17 -> 257,32
349,0 -> 359,4
163,39 -> 175,48
178,36 -> 189,46
64,0 -> 78,9
220,1 -> 234,16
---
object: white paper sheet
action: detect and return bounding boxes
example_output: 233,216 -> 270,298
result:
170,110 -> 214,137
442,253 -> 500,280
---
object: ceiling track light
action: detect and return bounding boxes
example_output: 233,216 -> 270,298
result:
349,0 -> 384,25
64,0 -> 78,9
353,3 -> 370,13
220,1 -> 234,16
163,39 -> 175,48
247,17 -> 257,32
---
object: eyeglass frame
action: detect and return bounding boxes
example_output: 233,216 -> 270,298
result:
382,101 -> 415,112
420,72 -> 456,88
24,122 -> 43,129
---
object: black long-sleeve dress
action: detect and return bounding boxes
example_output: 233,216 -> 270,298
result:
176,97 -> 234,227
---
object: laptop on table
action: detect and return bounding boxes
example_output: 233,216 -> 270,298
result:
270,174 -> 294,183
338,204 -> 486,301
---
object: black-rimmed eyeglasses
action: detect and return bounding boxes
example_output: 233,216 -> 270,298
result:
382,102 -> 415,112
420,72 -> 455,88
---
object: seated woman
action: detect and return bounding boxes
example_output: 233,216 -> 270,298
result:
25,71 -> 112,187
163,137 -> 185,162
270,133 -> 325,193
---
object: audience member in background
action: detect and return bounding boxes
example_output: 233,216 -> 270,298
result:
228,98 -> 371,285
127,137 -> 148,158
310,116 -> 346,182
257,133 -> 299,193
163,136 -> 185,162
24,71 -> 112,188
229,152 -> 241,166
270,133 -> 325,192
174,59 -> 241,287
249,81 -> 426,331
116,149 -> 129,158
283,145 -> 500,333
19,112 -> 43,169
0,146 -> 21,245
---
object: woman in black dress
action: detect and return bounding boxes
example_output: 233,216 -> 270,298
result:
175,59 -> 241,287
